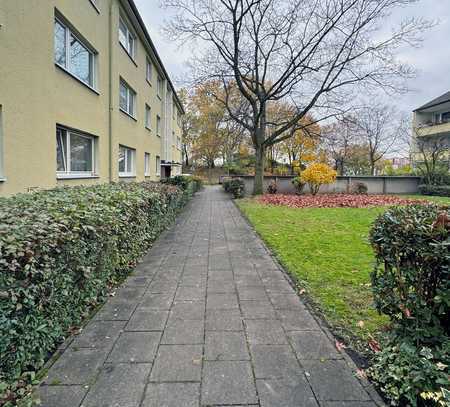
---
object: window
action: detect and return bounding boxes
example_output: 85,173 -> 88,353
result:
156,155 -> 161,176
144,152 -> 150,176
56,127 -> 96,177
172,102 -> 176,120
156,115 -> 161,136
145,104 -> 151,129
54,17 -> 96,87
119,16 -> 135,58
177,136 -> 181,150
119,79 -> 136,117
442,112 -> 450,123
146,59 -> 152,83
172,130 -> 175,146
157,76 -> 163,97
118,145 -> 135,177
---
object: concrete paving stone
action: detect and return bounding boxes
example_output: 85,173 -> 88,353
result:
235,275 -> 264,287
268,293 -> 306,309
140,293 -> 175,309
257,376 -> 319,407
175,286 -> 205,301
205,331 -> 250,361
71,320 -> 125,349
94,299 -> 138,321
205,309 -> 244,331
240,300 -> 277,319
288,331 -> 342,360
106,331 -> 161,363
142,383 -> 200,407
237,287 -> 269,300
169,301 -> 205,321
201,361 -> 258,405
82,363 -> 151,407
277,309 -> 321,331
207,281 -> 236,293
161,319 -> 204,344
321,403 -> 377,407
206,293 -> 239,310
251,345 -> 302,379
244,319 -> 288,345
185,257 -> 208,267
147,281 -> 178,293
114,286 -> 146,301
149,345 -> 203,382
122,276 -> 153,287
265,280 -> 295,293
302,360 -> 372,401
43,348 -> 107,385
207,270 -> 234,280
37,385 -> 87,407
209,255 -> 232,270
125,309 -> 168,331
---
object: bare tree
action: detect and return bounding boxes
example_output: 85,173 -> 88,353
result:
413,128 -> 449,184
352,104 -> 406,175
164,0 -> 430,193
322,116 -> 359,175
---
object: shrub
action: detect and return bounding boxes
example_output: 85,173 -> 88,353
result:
350,181 -> 368,195
191,176 -> 204,192
419,184 -> 450,197
223,178 -> 245,198
160,175 -> 191,191
292,176 -> 305,194
267,180 -> 277,194
369,205 -> 450,405
300,163 -> 337,195
0,182 -> 191,405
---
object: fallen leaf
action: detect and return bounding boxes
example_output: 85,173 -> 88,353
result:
299,289 -> 306,295
356,368 -> 367,380
357,320 -> 365,328
335,340 -> 347,351
368,339 -> 381,353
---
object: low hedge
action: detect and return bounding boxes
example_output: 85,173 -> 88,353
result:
419,184 -> 450,197
160,175 -> 203,193
369,205 -> 450,406
223,178 -> 245,198
0,182 -> 192,405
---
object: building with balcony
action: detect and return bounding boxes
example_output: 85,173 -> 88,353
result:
412,91 -> 450,167
0,0 -> 183,196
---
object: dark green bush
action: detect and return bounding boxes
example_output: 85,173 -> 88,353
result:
419,184 -> 450,197
223,178 -> 245,198
292,176 -> 305,194
369,205 -> 450,405
0,182 -> 191,404
267,180 -> 277,194
161,175 -> 203,194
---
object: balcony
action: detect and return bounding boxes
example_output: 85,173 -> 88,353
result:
415,121 -> 450,137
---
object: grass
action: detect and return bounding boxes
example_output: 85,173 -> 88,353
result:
237,194 -> 450,351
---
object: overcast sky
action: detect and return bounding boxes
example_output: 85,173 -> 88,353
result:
135,0 -> 449,114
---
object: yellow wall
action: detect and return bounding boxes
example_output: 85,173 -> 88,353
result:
0,0 -> 183,196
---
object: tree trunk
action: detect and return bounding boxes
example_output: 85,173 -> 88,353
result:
254,143 -> 265,195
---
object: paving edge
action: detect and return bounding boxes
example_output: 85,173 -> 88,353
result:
233,197 -> 386,407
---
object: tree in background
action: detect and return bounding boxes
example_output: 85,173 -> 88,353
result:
178,88 -> 197,168
165,0 -> 430,194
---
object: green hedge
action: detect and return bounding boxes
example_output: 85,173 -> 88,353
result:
222,178 -> 245,198
369,205 -> 450,406
0,182 -> 192,404
419,184 -> 450,197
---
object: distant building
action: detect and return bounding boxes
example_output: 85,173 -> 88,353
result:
390,157 -> 410,170
0,0 -> 183,196
412,91 -> 450,167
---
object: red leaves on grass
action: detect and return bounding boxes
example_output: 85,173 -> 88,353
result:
258,194 -> 424,209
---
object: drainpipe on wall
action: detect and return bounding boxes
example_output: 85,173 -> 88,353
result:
108,1 -> 114,182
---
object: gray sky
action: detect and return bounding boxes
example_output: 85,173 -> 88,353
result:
135,0 -> 449,114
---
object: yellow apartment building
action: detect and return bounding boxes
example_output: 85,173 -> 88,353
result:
0,0 -> 184,196
412,91 -> 450,166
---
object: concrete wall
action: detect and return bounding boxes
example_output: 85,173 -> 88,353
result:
226,175 -> 421,195
0,0 -> 182,196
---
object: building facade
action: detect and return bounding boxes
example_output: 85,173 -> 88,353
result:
0,0 -> 183,196
412,91 -> 450,167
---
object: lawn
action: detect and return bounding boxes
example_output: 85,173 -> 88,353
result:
237,194 -> 450,352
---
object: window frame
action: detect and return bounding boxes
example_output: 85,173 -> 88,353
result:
144,152 -> 151,176
119,16 -> 136,59
157,76 -> 163,98
145,104 -> 152,130
146,58 -> 153,84
118,145 -> 136,177
54,15 -> 97,89
119,79 -> 136,118
56,126 -> 97,179
156,115 -> 161,136
156,155 -> 161,176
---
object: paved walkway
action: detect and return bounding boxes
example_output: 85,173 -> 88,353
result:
38,186 -> 381,407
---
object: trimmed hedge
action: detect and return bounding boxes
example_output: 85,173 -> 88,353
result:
369,205 -> 450,406
419,184 -> 450,197
223,178 -> 245,198
0,182 -> 192,404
